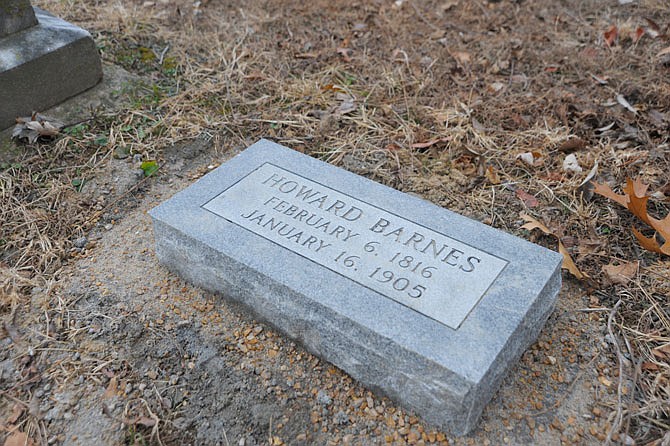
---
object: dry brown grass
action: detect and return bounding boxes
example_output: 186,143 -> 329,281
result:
2,0 -> 669,443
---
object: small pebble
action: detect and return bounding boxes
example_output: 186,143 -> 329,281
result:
317,390 -> 332,406
334,410 -> 348,425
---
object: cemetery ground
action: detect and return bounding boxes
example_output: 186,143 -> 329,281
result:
1,0 -> 669,444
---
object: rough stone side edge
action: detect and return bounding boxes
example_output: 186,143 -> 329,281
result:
459,267 -> 562,431
152,219 -> 482,434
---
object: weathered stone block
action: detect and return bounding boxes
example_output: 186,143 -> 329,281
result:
0,7 -> 102,129
150,139 -> 563,434
0,0 -> 38,37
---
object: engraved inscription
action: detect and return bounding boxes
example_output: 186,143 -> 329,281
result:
203,163 -> 508,328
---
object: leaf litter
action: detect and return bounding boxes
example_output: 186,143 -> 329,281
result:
520,213 -> 588,280
12,113 -> 63,143
593,178 -> 670,255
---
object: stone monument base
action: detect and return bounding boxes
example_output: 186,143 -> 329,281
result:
0,8 -> 102,129
150,139 -> 563,435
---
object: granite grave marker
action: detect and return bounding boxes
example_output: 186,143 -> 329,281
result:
0,0 -> 102,129
0,0 -> 37,37
150,139 -> 563,434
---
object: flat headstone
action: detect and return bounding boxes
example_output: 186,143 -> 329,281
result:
150,139 -> 563,434
0,6 -> 102,129
0,0 -> 38,37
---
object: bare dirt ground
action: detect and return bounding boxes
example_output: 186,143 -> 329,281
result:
2,0 -> 669,445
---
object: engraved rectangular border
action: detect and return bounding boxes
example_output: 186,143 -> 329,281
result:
200,162 -> 509,329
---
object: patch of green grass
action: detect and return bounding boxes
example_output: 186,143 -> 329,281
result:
338,71 -> 357,86
140,160 -> 159,177
161,56 -> 179,76
124,81 -> 168,109
125,426 -> 147,446
114,45 -> 158,73
64,123 -> 89,137
71,178 -> 84,192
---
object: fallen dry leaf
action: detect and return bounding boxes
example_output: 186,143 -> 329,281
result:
485,166 -> 501,185
580,160 -> 599,186
7,404 -> 24,424
335,92 -> 356,115
577,238 -> 602,256
641,361 -> 660,371
557,137 -> 586,153
321,84 -> 345,92
603,261 -> 639,284
336,47 -> 352,62
520,213 -> 588,279
487,82 -> 505,94
12,113 -> 63,143
451,155 -> 477,176
4,431 -> 33,446
631,228 -> 665,255
335,99 -> 356,115
598,376 -> 613,387
516,189 -> 539,208
592,180 -> 630,208
517,152 -> 535,166
645,17 -> 661,34
651,343 -> 670,360
103,376 -> 118,399
593,178 -> 670,255
616,94 -> 638,114
604,25 -> 618,47
557,243 -> 587,280
452,51 -> 471,65
441,0 -> 458,11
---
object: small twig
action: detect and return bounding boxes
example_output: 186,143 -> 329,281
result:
60,116 -> 96,132
576,307 -> 610,312
0,390 -> 30,407
409,1 -> 440,31
158,45 -> 170,65
473,0 -> 490,19
141,398 -> 163,446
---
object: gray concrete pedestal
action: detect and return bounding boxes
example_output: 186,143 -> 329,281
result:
0,4 -> 102,129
